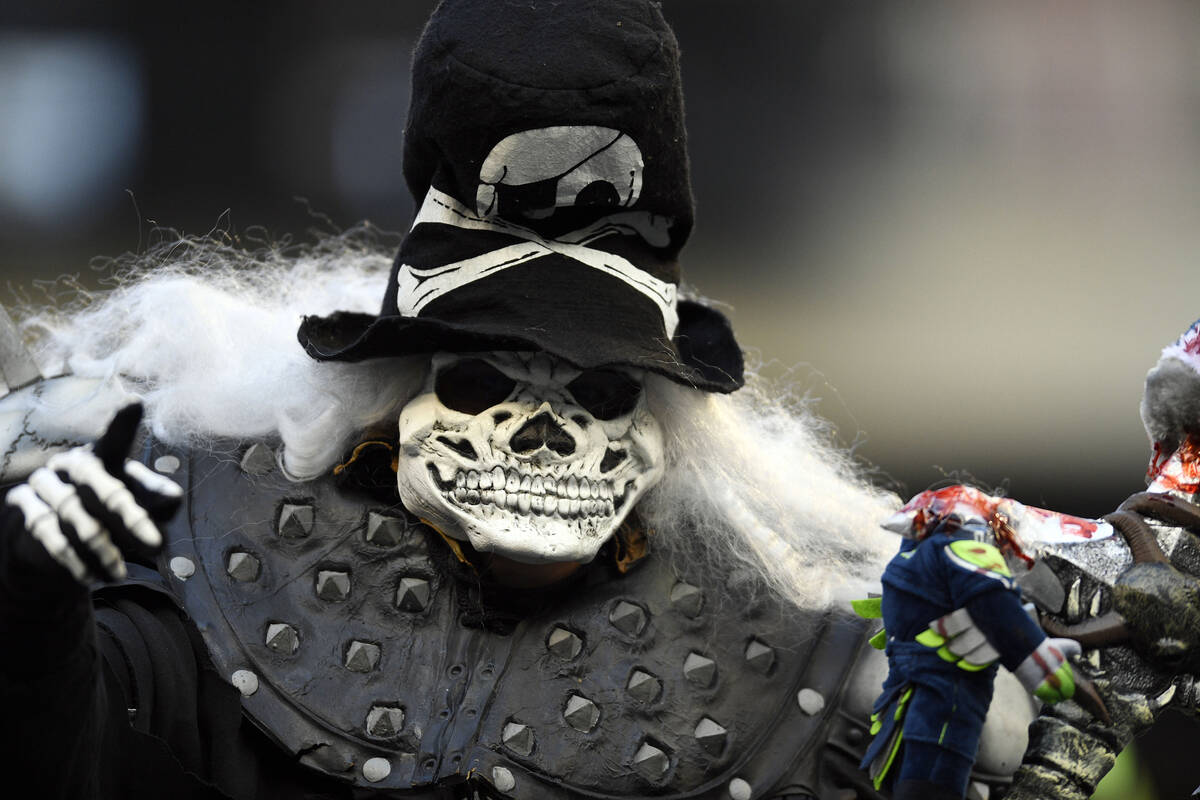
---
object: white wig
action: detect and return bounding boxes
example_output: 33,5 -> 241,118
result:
19,231 -> 898,608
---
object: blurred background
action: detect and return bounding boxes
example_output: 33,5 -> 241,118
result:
0,1 -> 1196,796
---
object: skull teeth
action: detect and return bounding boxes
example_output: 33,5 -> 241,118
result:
441,468 -> 621,519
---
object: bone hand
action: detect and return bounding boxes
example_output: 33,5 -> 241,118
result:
2,404 -> 181,587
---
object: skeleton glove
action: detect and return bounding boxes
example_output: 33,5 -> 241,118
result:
2,404 -> 182,586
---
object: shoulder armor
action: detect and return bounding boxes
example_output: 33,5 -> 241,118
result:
153,438 -> 873,799
0,374 -> 136,483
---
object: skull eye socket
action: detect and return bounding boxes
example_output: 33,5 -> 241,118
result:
566,369 -> 641,421
435,359 -> 516,414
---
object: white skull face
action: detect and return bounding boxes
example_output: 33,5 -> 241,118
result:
397,352 -> 665,564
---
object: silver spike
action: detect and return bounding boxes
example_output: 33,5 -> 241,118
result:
265,622 -> 299,655
315,570 -> 351,601
683,652 -> 717,687
278,504 -> 314,538
669,582 -> 704,617
366,704 -> 405,737
395,576 -> 431,611
366,512 -> 406,546
239,443 -> 276,476
744,639 -> 774,671
226,551 -> 260,582
0,305 -> 42,392
344,640 -> 381,672
694,717 -> 727,754
501,721 -> 534,756
626,669 -> 662,703
728,777 -> 752,800
632,741 -> 670,781
563,694 -> 600,732
609,600 -> 647,635
546,626 -> 583,659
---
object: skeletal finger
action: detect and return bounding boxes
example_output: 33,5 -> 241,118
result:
123,459 -> 183,499
933,607 -> 975,638
49,449 -> 161,548
947,625 -> 989,657
6,483 -> 91,582
28,467 -> 126,581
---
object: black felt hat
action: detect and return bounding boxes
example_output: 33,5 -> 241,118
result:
297,0 -> 744,392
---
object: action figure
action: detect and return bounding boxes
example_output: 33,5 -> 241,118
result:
858,486 -> 1110,800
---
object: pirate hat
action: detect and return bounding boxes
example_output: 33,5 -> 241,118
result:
297,0 -> 744,392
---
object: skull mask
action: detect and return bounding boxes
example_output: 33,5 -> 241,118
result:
397,352 -> 665,564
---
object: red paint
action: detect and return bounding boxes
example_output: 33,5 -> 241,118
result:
1023,506 -> 1097,539
1182,324 -> 1200,356
1149,435 -> 1200,495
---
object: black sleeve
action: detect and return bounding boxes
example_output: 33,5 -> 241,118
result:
0,502 -> 106,798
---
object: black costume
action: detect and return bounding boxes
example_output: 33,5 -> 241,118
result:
1,436 -> 877,799
0,2 -> 887,798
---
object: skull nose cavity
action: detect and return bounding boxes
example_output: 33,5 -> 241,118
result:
510,412 -> 575,456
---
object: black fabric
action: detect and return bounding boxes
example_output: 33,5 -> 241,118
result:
296,0 -> 745,393
403,0 -> 693,259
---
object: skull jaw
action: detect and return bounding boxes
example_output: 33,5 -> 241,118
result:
398,470 -> 624,565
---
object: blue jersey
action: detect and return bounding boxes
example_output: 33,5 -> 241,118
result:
863,526 -> 1047,771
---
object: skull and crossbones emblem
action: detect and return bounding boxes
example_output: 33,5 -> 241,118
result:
394,126 -> 679,336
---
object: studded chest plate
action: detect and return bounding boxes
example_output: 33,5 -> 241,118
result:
152,441 -> 866,799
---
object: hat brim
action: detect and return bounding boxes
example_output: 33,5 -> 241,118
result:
297,298 -> 743,393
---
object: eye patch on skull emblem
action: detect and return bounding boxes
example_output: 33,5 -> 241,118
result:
397,352 -> 666,564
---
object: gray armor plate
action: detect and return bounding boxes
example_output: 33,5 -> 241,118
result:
152,439 -> 870,798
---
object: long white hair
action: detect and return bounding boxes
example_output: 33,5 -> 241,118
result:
19,230 -> 898,608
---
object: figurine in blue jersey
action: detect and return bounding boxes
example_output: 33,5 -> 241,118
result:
857,485 -> 1110,800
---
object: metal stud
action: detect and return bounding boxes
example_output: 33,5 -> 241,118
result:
366,704 -> 405,737
626,669 -> 662,703
744,639 -> 774,672
694,717 -> 727,754
231,669 -> 258,696
563,693 -> 600,732
278,503 -> 314,538
501,720 -> 534,756
239,443 -> 275,476
491,765 -> 516,793
632,740 -> 670,781
609,600 -> 647,635
226,551 -> 260,582
366,512 -> 406,546
169,556 -> 195,580
362,757 -> 391,783
345,640 -> 381,673
395,576 -> 431,611
670,582 -> 704,617
265,622 -> 299,655
728,777 -> 752,800
154,455 -> 180,474
796,688 -> 825,716
546,626 -> 583,660
683,651 -> 717,687
316,570 -> 351,601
